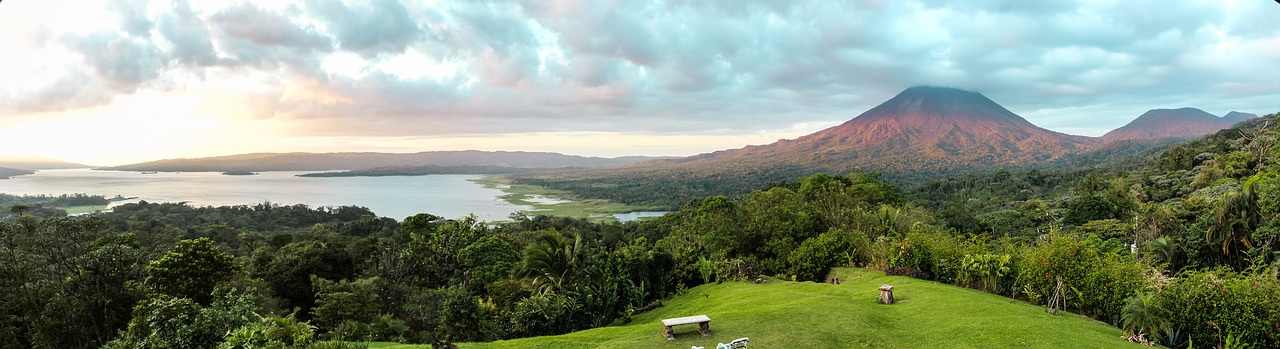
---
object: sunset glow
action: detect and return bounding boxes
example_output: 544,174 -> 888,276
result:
2,0 -> 1277,165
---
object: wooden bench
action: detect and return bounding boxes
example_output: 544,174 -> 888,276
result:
661,315 -> 711,340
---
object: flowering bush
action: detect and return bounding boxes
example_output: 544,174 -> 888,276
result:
1014,231 -> 1149,323
1159,269 -> 1280,347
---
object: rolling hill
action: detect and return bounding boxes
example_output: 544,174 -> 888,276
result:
99,151 -> 663,172
0,167 -> 34,179
1100,108 -> 1258,142
370,269 -> 1141,349
0,156 -> 90,170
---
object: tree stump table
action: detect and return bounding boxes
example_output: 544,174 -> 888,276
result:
878,285 -> 894,304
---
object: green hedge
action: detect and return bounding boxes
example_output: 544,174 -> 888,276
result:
1159,269 -> 1280,347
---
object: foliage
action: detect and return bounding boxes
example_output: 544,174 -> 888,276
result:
429,269 -> 1144,349
960,253 -> 1012,294
146,237 -> 241,305
457,235 -> 520,295
312,276 -> 382,333
788,229 -> 859,282
218,310 -> 316,349
1120,292 -> 1170,338
104,288 -> 259,349
1158,269 -> 1280,347
251,225 -> 358,319
520,230 -> 585,295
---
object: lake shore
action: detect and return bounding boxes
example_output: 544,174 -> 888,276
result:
472,175 -> 665,222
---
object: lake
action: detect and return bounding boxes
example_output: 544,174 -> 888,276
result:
0,169 -> 530,221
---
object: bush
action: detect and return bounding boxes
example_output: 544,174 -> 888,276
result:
219,310 -> 316,349
105,288 -> 259,349
311,277 -> 380,333
327,315 -> 410,343
1016,231 -> 1098,307
788,229 -> 859,282
499,292 -> 579,339
1075,253 -> 1148,324
1159,269 -> 1280,347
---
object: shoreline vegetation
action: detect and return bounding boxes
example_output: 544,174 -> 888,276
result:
472,175 -> 664,222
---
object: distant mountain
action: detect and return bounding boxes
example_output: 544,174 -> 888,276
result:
1224,111 -> 1259,123
633,86 -> 1097,174
99,151 -> 662,172
0,166 -> 34,179
1101,108 -> 1256,142
514,86 -> 1103,207
0,156 -> 90,170
299,164 -> 530,177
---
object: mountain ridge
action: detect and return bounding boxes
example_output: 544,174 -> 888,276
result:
1101,108 -> 1257,142
99,150 -> 666,172
510,86 -> 1266,208
0,156 -> 91,170
626,86 -> 1097,174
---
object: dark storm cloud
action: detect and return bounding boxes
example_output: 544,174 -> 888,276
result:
11,0 -> 1280,137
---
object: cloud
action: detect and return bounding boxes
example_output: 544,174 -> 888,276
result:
3,0 -> 1278,140
61,31 -> 165,90
154,0 -> 219,67
306,0 -> 419,57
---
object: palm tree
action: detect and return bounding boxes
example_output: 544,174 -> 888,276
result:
521,230 -> 586,295
1145,237 -> 1181,269
1121,292 -> 1170,339
1206,178 -> 1261,262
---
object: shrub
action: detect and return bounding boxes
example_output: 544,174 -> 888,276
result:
1121,292 -> 1170,337
1159,269 -> 1280,347
105,288 -> 259,349
218,310 -> 316,349
311,276 -> 380,333
1075,253 -> 1149,324
788,229 -> 859,282
327,315 -> 410,343
1016,231 -> 1097,307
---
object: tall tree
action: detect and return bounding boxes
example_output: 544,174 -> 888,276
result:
146,237 -> 240,305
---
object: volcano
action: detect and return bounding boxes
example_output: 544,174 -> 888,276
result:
1101,108 -> 1258,142
645,86 -> 1098,175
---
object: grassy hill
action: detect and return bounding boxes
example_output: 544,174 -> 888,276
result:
369,269 -> 1141,349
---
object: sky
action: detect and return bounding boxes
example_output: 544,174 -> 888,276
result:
1,0 -> 1277,166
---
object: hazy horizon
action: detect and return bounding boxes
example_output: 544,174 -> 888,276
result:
2,0 -> 1277,166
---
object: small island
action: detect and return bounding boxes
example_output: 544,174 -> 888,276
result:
221,171 -> 258,176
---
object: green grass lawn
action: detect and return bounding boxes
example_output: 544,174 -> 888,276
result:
61,204 -> 111,215
471,176 -> 663,222
369,268 -> 1142,349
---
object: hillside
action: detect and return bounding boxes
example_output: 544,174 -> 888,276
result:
371,269 -> 1139,349
511,86 -> 1104,207
640,86 -> 1096,173
1100,108 -> 1256,142
0,156 -> 90,170
0,166 -> 34,179
1224,111 -> 1259,123
99,151 -> 660,172
298,165 -> 530,177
